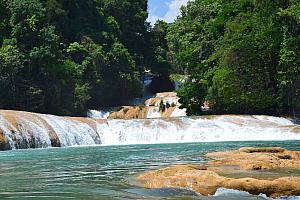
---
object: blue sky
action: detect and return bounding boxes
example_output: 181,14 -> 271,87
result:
147,0 -> 189,25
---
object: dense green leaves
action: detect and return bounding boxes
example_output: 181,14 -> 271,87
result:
2,0 -> 299,117
169,0 -> 300,116
149,20 -> 171,76
0,0 -> 149,116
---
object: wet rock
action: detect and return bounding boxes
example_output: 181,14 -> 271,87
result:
108,92 -> 184,119
108,106 -> 148,119
239,147 -> 285,153
137,147 -> 300,198
207,147 -> 300,170
0,129 -> 9,150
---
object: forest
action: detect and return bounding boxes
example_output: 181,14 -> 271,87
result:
0,0 -> 154,116
171,0 -> 300,116
0,0 -> 299,117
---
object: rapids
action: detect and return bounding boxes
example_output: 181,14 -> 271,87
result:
0,110 -> 300,150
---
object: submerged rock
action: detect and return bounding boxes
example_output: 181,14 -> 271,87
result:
137,147 -> 300,198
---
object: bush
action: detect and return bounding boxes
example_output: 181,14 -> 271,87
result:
166,102 -> 171,109
159,99 -> 166,112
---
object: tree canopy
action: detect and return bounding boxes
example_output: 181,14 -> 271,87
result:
167,0 -> 300,116
1,0 -> 299,117
0,0 -> 154,116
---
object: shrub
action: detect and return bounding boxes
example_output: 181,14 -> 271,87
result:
166,102 -> 171,109
159,99 -> 166,112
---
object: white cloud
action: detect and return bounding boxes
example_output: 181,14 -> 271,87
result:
147,0 -> 189,25
147,15 -> 160,25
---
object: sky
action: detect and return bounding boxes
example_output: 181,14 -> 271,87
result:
147,0 -> 189,25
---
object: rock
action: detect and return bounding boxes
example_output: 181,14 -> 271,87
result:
0,129 -> 8,150
137,147 -> 300,198
108,92 -> 184,119
206,147 -> 300,170
145,97 -> 161,107
239,147 -> 285,153
108,106 -> 148,119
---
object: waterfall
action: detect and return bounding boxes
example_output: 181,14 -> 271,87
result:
0,110 -> 299,150
87,110 -> 111,119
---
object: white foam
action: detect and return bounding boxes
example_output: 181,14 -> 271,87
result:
40,114 -> 97,146
147,107 -> 161,118
17,117 -> 52,148
87,110 -> 110,119
0,115 -> 17,149
96,116 -> 300,145
214,188 -> 252,196
214,188 -> 300,200
1,114 -> 300,149
170,107 -> 186,117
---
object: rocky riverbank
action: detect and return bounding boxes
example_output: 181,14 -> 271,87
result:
137,147 -> 300,198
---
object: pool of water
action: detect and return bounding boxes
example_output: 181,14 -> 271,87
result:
0,141 -> 299,200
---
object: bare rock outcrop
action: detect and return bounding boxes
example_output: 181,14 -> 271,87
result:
207,147 -> 300,170
137,147 -> 300,198
108,92 -> 186,119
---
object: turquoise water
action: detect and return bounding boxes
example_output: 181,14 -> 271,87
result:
0,141 -> 299,200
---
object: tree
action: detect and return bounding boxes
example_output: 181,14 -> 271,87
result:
0,0 -> 191,116
149,20 -> 171,76
169,0 -> 300,116
104,41 -> 142,105
0,0 -> 10,45
0,42 -> 24,108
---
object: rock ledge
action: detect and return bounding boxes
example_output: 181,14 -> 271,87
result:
137,147 -> 300,198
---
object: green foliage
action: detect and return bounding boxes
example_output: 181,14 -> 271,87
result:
74,83 -> 91,115
4,0 -> 298,117
149,20 -> 171,76
169,0 -> 300,116
0,43 -> 24,107
0,0 -> 150,116
159,99 -> 166,112
166,102 -> 171,109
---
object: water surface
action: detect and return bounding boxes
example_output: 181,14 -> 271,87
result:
0,141 -> 300,200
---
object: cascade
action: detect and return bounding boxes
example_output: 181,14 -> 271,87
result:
0,110 -> 300,150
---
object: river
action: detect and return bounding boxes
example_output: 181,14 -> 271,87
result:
0,141 -> 300,200
1,111 -> 300,150
1,111 -> 300,199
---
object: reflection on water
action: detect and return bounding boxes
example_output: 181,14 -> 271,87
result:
0,141 -> 299,200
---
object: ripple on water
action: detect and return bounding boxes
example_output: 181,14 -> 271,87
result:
0,141 -> 300,199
